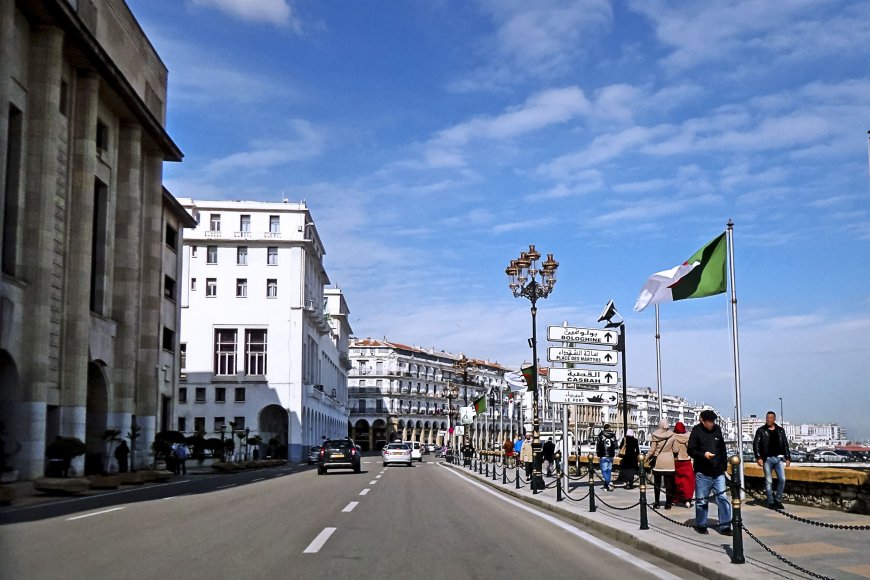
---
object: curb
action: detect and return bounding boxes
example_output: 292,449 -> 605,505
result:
443,462 -> 758,580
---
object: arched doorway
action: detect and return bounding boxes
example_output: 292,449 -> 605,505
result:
353,419 -> 370,451
85,361 -> 109,475
372,419 -> 387,451
259,405 -> 289,459
0,350 -> 21,474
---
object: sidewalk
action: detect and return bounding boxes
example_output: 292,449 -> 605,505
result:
445,460 -> 870,580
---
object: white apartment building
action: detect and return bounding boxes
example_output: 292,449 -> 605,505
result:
177,199 -> 351,463
348,339 -> 510,451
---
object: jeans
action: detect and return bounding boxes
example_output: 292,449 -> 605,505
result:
600,457 -> 613,486
695,473 -> 731,530
763,456 -> 786,505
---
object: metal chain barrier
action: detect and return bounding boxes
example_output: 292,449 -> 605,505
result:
562,485 -> 591,503
742,524 -> 834,580
738,484 -> 870,531
646,504 -> 696,528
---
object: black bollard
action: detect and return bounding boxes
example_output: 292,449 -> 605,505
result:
492,458 -> 497,481
516,464 -> 521,489
729,455 -> 745,564
485,456 -> 490,477
503,460 -> 507,484
588,453 -> 597,512
555,450 -> 563,502
638,453 -> 649,530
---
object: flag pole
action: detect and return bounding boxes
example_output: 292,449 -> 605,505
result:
655,304 -> 663,423
726,219 -> 745,491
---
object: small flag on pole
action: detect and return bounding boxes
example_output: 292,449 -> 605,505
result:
520,364 -> 537,391
473,395 -> 487,415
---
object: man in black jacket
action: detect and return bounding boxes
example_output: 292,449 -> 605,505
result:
687,410 -> 732,535
753,411 -> 791,510
542,437 -> 556,476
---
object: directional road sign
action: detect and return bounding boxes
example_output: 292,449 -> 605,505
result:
549,389 -> 619,406
547,347 -> 618,365
548,368 -> 619,386
547,326 -> 619,345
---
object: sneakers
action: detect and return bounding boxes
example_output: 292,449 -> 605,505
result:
607,484 -> 615,492
775,501 -> 785,510
719,526 -> 733,536
664,504 -> 672,510
693,525 -> 709,535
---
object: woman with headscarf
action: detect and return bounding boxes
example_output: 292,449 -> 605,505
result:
616,429 -> 640,489
647,419 -> 676,509
672,421 -> 694,507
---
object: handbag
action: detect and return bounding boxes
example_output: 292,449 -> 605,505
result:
646,454 -> 657,468
618,442 -> 627,458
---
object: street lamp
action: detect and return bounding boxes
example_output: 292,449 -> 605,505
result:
440,382 -> 460,450
453,354 -> 477,447
506,244 -> 558,492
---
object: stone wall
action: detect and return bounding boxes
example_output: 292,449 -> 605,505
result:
743,464 -> 870,514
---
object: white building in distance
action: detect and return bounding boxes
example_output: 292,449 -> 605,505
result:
177,199 -> 351,463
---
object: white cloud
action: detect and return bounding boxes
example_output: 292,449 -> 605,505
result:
201,120 -> 324,176
190,0 -> 299,28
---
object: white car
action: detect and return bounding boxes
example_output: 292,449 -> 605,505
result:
814,450 -> 848,463
405,441 -> 423,462
383,443 -> 412,467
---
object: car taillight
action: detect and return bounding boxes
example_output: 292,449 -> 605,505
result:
351,448 -> 356,456
319,448 -> 324,457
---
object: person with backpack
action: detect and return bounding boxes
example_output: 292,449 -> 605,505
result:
596,424 -> 618,491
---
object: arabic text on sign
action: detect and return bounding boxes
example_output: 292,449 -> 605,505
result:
547,326 -> 619,344
547,347 -> 618,366
548,368 -> 619,385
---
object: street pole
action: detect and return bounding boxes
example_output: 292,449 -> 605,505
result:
779,397 -> 783,424
620,321 -> 628,439
531,299 -> 543,493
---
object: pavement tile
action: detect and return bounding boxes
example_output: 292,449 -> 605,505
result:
839,564 -> 870,578
740,526 -> 784,537
767,542 -> 852,558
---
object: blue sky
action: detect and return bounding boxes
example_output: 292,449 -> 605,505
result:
129,0 -> 870,440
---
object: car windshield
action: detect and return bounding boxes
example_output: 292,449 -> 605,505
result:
386,444 -> 409,450
309,447 -> 320,452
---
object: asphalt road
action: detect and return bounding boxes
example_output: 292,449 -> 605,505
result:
0,458 -> 703,579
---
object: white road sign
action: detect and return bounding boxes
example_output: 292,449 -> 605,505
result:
547,347 -> 618,365
549,389 -> 619,406
547,326 -> 619,345
453,426 -> 465,436
548,368 -> 619,386
460,406 -> 475,425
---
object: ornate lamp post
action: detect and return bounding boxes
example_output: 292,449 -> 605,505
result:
440,382 -> 460,450
453,354 -> 476,448
506,245 -> 558,492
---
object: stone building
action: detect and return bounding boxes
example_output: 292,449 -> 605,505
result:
0,0 -> 186,478
177,199 -> 351,463
348,339 -> 510,451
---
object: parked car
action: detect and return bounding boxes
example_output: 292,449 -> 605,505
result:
833,450 -> 857,462
790,450 -> 809,463
317,438 -> 361,474
404,441 -> 423,462
307,445 -> 321,465
814,450 -> 848,463
382,442 -> 412,467
425,443 -> 436,453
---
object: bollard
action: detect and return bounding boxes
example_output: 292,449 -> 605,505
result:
516,464 -> 521,489
588,453 -> 597,512
485,456 -> 490,477
638,453 -> 649,530
503,460 -> 507,484
555,450 -> 563,502
492,458 -> 497,481
729,455 -> 745,564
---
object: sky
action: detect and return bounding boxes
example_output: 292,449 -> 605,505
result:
128,0 -> 870,440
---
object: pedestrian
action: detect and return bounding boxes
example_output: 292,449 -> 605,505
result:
688,410 -> 732,535
648,419 -> 676,509
174,443 -> 189,475
753,410 -> 791,510
542,437 -> 556,476
672,421 -> 694,507
115,440 -> 130,473
616,429 -> 640,489
252,446 -> 260,461
596,424 -> 617,491
503,438 -> 514,468
520,434 -> 534,482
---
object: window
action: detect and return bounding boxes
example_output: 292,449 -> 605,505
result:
377,400 -> 386,413
215,387 -> 226,403
165,224 -> 178,250
207,245 -> 218,264
359,399 -> 366,413
177,417 -> 186,432
60,81 -> 69,116
209,213 -> 221,231
162,327 -> 175,351
178,387 -> 187,403
376,361 -> 383,374
3,105 -> 23,276
195,388 -> 206,403
164,275 -> 177,301
90,179 -> 108,314
269,215 -> 280,233
194,416 -> 205,433
206,278 -> 217,297
237,246 -> 247,265
239,214 -> 251,232
96,120 -> 109,156
191,278 -> 197,291
235,387 -> 246,402
236,278 -> 247,298
267,247 -> 278,265
233,416 -> 246,430
191,245 -> 198,258
214,329 -> 237,375
245,329 -> 267,375
359,379 -> 366,388
180,343 -> 187,370
266,279 -> 277,298
214,417 -> 225,432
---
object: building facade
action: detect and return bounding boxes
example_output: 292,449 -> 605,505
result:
0,0 -> 185,479
348,339 -> 510,451
177,199 -> 351,463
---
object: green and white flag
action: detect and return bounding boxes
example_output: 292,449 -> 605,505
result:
634,232 -> 727,312
473,395 -> 487,415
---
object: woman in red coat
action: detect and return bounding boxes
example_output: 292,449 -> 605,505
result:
672,421 -> 695,507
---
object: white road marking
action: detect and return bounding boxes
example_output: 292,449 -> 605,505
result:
252,477 -> 265,481
303,527 -> 337,554
438,465 -> 682,580
161,496 -> 176,501
359,488 -> 370,496
369,480 -> 377,485
217,483 -> 237,489
375,475 -> 382,479
66,507 -> 125,521
342,501 -> 359,513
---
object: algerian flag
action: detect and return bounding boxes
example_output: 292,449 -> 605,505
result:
504,370 -> 527,392
520,364 -> 537,391
634,232 -> 727,312
473,395 -> 487,415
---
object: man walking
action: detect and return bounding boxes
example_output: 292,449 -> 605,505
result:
753,411 -> 791,510
596,424 -> 617,492
542,437 -> 556,477
520,434 -> 533,482
688,410 -> 732,535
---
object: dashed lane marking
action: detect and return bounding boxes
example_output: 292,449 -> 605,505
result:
217,484 -> 237,489
303,527 -> 337,554
359,488 -> 370,496
369,480 -> 377,485
342,502 -> 359,513
252,477 -> 265,481
66,507 -> 125,521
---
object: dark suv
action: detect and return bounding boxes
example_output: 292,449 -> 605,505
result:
317,438 -> 361,474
